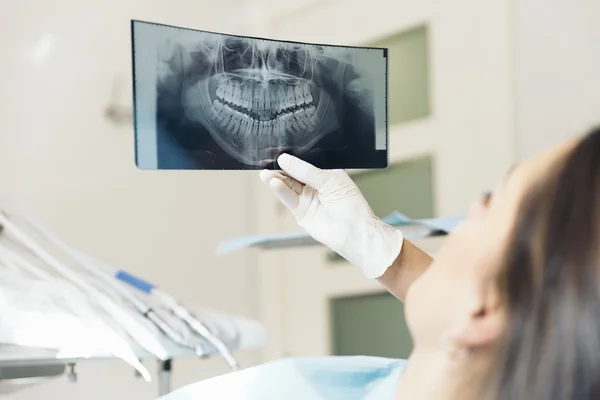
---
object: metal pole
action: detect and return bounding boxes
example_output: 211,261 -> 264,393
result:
158,359 -> 172,397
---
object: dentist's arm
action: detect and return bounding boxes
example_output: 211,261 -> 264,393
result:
259,154 -> 433,302
376,240 -> 433,301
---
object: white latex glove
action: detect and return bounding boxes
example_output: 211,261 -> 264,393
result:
259,154 -> 404,279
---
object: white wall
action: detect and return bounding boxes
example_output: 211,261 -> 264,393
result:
0,1 -> 265,399
514,0 -> 600,159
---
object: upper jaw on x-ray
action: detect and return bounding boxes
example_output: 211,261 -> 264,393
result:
158,36 -> 373,167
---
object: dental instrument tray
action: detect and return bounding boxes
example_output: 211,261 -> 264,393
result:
0,204 -> 267,397
131,20 -> 389,171
0,307 -> 266,396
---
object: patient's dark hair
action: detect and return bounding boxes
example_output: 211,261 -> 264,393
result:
491,127 -> 600,400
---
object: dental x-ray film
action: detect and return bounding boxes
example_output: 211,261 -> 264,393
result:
131,20 -> 389,170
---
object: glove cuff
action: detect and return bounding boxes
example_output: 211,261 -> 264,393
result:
337,217 -> 404,279
361,223 -> 404,279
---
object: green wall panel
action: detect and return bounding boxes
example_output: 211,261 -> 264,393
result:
330,291 -> 413,359
369,25 -> 431,125
353,155 -> 435,219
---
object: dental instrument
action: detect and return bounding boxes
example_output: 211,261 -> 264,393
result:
60,245 -> 240,370
0,230 -> 194,361
0,201 -> 266,397
0,199 -> 240,372
0,213 -> 153,381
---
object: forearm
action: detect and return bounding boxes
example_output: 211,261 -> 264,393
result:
376,239 -> 434,302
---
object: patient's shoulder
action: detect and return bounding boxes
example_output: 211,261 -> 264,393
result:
276,355 -> 406,372
159,356 -> 407,399
278,356 -> 407,391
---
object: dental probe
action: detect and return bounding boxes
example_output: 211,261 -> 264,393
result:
77,253 -> 240,370
72,264 -> 209,361
154,290 -> 240,371
108,268 -> 240,371
76,265 -> 201,355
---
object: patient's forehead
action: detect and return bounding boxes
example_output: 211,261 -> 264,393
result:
508,140 -> 577,192
485,139 -> 578,244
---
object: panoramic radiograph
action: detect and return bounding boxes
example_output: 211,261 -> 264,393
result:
132,20 -> 388,170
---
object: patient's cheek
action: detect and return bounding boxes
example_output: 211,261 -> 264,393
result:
468,199 -> 487,218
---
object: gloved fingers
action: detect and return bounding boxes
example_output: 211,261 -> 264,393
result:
268,178 -> 300,210
259,170 -> 303,195
277,154 -> 326,191
259,169 -> 280,185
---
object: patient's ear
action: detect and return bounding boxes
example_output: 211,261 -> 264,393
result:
445,287 -> 506,350
450,306 -> 504,349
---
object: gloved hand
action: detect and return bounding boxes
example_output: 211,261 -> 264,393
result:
259,154 -> 404,279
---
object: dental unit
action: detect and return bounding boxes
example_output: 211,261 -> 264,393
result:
0,199 -> 241,384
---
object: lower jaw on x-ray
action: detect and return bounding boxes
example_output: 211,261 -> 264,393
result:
132,21 -> 389,170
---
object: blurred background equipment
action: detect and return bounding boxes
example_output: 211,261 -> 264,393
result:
0,202 -> 266,397
2,0 -> 600,399
216,211 -> 462,255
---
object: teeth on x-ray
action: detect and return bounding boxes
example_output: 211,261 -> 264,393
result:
133,20 -> 388,169
177,36 -> 346,165
211,80 -> 318,139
